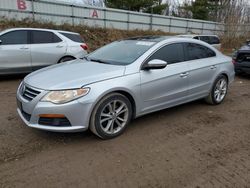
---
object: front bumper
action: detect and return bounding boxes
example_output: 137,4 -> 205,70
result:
17,108 -> 88,132
16,85 -> 93,133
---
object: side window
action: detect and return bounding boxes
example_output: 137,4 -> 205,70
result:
31,31 -> 62,44
146,43 -> 185,64
193,36 -> 199,40
185,43 -> 216,61
0,30 -> 28,45
209,36 -> 220,45
199,36 -> 211,44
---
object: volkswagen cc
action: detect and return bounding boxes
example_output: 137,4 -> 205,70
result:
16,36 -> 235,139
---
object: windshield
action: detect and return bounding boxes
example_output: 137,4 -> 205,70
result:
87,40 -> 156,65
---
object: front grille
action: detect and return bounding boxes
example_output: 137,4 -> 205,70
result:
21,85 -> 41,101
38,117 -> 71,127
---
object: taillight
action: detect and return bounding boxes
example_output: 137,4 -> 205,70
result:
232,59 -> 236,65
80,44 -> 88,51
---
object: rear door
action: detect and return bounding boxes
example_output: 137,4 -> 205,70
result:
30,30 -> 67,71
140,43 -> 190,114
184,43 -> 218,98
0,30 -> 31,74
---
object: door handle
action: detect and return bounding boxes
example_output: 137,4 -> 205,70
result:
210,65 -> 217,70
56,45 -> 64,48
180,72 -> 189,78
20,47 -> 29,50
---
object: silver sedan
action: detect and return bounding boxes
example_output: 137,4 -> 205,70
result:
16,36 -> 235,139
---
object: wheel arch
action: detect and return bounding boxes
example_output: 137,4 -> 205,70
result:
57,55 -> 76,63
89,89 -> 137,124
220,72 -> 229,82
113,90 -> 137,119
208,72 -> 230,94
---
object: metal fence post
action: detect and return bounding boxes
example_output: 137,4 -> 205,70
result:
169,17 -> 172,33
186,20 -> 189,34
71,5 -> 74,26
31,0 -> 35,21
150,14 -> 153,30
127,11 -> 130,30
104,8 -> 107,29
201,22 -> 204,34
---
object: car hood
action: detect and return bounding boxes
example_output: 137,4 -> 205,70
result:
24,60 -> 126,90
239,44 -> 250,51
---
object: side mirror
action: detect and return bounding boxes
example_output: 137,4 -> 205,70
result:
0,40 -> 2,45
143,59 -> 167,70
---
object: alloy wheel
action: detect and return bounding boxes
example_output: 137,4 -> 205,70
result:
214,78 -> 228,103
99,100 -> 129,134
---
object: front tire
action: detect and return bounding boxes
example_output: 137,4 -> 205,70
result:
90,93 -> 132,139
205,75 -> 228,105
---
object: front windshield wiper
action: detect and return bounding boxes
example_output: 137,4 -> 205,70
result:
87,58 -> 110,64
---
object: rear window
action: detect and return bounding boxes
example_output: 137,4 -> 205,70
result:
31,31 -> 62,44
209,36 -> 220,45
199,36 -> 210,44
185,43 -> 216,60
199,36 -> 220,45
60,32 -> 84,43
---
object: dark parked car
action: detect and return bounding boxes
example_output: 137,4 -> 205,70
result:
233,40 -> 250,75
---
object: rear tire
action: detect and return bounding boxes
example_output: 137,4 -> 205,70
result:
205,75 -> 228,105
90,93 -> 132,139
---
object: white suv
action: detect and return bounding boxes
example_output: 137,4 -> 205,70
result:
0,28 -> 88,75
178,34 -> 221,50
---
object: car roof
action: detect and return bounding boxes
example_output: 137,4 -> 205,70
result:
178,34 -> 219,38
239,44 -> 250,51
124,35 -> 174,42
122,35 -> 218,50
2,28 -> 79,35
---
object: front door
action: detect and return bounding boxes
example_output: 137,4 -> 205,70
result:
0,30 -> 31,74
140,43 -> 190,114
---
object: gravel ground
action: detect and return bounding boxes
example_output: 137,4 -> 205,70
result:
0,75 -> 250,188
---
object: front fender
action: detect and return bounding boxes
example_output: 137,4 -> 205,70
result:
78,73 -> 141,120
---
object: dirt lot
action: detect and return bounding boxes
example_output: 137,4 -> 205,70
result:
0,75 -> 250,188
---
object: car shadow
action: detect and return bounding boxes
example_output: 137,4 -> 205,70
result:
236,74 -> 250,80
28,99 -> 205,143
0,74 -> 27,81
30,128 -> 96,143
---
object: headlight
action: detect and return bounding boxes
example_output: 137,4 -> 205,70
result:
41,88 -> 90,104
